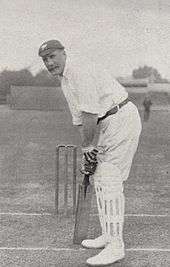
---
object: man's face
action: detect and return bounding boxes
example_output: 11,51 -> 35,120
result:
42,49 -> 66,77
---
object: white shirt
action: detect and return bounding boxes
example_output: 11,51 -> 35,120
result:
61,55 -> 128,125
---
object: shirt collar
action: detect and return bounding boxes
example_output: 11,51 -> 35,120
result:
63,54 -> 71,77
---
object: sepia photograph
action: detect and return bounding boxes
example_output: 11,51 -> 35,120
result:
0,0 -> 169,266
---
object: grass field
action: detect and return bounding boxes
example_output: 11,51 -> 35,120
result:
0,105 -> 169,266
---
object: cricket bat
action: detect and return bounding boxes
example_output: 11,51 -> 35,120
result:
73,174 -> 93,244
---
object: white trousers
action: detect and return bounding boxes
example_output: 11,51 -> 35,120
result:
93,102 -> 142,245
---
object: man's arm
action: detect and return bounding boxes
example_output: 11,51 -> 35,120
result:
81,112 -> 98,148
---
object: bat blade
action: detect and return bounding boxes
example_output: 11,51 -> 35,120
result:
73,175 -> 93,244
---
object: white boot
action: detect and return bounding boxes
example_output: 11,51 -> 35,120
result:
81,235 -> 106,249
86,242 -> 125,266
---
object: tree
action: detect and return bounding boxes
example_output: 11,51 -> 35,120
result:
0,68 -> 61,97
132,65 -> 168,83
0,69 -> 35,96
34,69 -> 60,87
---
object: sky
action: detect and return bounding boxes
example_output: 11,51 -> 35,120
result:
0,0 -> 170,78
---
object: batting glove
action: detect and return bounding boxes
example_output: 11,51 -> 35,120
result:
80,157 -> 98,176
82,146 -> 98,163
80,146 -> 98,175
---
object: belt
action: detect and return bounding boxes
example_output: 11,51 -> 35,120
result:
97,98 -> 129,124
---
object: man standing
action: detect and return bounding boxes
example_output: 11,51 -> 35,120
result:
39,40 -> 142,266
143,95 -> 152,121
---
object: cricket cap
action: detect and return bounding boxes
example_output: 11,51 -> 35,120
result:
38,40 -> 65,57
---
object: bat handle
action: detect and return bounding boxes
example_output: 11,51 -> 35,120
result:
82,174 -> 90,198
82,174 -> 90,186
